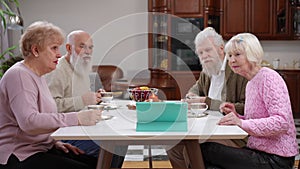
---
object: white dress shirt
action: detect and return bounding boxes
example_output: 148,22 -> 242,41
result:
208,59 -> 227,101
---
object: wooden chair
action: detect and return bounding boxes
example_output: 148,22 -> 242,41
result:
297,156 -> 300,169
92,65 -> 124,92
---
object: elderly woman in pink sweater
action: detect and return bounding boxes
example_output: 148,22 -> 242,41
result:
0,21 -> 102,169
200,33 -> 298,169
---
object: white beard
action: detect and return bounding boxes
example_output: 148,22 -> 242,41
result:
70,52 -> 92,96
200,56 -> 223,77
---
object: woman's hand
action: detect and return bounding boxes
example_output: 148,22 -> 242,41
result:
218,112 -> 242,127
77,109 -> 102,126
219,102 -> 237,115
54,141 -> 85,155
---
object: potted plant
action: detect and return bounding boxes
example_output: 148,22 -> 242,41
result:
0,0 -> 21,78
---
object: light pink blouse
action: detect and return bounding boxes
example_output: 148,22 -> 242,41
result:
241,67 -> 298,157
0,62 -> 78,164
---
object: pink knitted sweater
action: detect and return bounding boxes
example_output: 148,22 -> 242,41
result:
241,67 -> 298,157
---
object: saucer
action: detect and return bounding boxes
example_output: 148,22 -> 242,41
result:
100,102 -> 118,110
101,115 -> 114,120
100,102 -> 110,106
188,112 -> 208,118
105,105 -> 118,110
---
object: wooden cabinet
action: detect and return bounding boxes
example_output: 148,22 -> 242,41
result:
173,0 -> 203,17
223,0 -> 273,39
148,0 -> 207,99
277,69 -> 300,118
222,0 -> 291,40
148,0 -> 171,11
148,0 -> 222,99
222,0 -> 248,38
148,0 -> 298,99
249,0 -> 273,37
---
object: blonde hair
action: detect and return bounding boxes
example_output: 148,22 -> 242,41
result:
20,21 -> 65,57
225,33 -> 264,65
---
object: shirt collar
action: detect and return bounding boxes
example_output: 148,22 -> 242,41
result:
220,59 -> 227,72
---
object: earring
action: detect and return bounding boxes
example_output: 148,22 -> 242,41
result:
34,54 -> 39,58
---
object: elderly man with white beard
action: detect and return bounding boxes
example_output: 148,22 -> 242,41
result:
185,27 -> 248,115
46,30 -> 126,168
46,30 -> 101,112
166,27 -> 248,169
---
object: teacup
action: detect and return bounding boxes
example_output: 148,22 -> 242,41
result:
190,103 -> 208,116
100,92 -> 113,103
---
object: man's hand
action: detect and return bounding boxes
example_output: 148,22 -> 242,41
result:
82,92 -> 101,105
182,94 -> 206,104
185,92 -> 199,99
97,88 -> 105,93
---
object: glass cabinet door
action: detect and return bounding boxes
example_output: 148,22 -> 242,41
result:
151,13 -> 169,70
290,0 -> 300,39
275,0 -> 289,34
170,17 -> 203,71
293,7 -> 300,38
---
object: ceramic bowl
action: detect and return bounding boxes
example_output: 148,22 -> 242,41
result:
127,88 -> 158,102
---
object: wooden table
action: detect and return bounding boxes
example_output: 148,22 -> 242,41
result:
51,100 -> 248,169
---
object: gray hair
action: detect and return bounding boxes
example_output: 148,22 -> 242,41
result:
66,30 -> 87,45
224,33 -> 264,65
194,27 -> 224,49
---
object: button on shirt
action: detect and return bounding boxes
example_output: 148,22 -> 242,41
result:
208,59 -> 227,101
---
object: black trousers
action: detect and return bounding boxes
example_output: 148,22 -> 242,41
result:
0,148 -> 97,169
200,142 -> 295,169
62,140 -> 127,168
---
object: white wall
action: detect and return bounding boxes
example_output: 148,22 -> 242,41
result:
261,41 -> 300,68
18,0 -> 300,79
19,0 -> 149,78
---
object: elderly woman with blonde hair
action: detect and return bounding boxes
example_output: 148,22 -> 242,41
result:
200,33 -> 298,169
0,21 -> 101,169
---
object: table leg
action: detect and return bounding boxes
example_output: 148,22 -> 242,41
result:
148,145 -> 153,168
96,147 -> 113,169
184,140 -> 205,169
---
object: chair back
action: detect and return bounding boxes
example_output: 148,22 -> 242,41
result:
92,65 -> 124,92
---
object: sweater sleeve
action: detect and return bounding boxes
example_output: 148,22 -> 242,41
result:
8,71 -> 79,135
241,71 -> 290,137
46,69 -> 85,112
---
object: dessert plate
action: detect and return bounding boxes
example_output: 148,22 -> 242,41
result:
101,115 -> 114,120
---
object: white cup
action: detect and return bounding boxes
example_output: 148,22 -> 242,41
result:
190,103 -> 208,116
273,59 -> 280,69
100,92 -> 113,103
